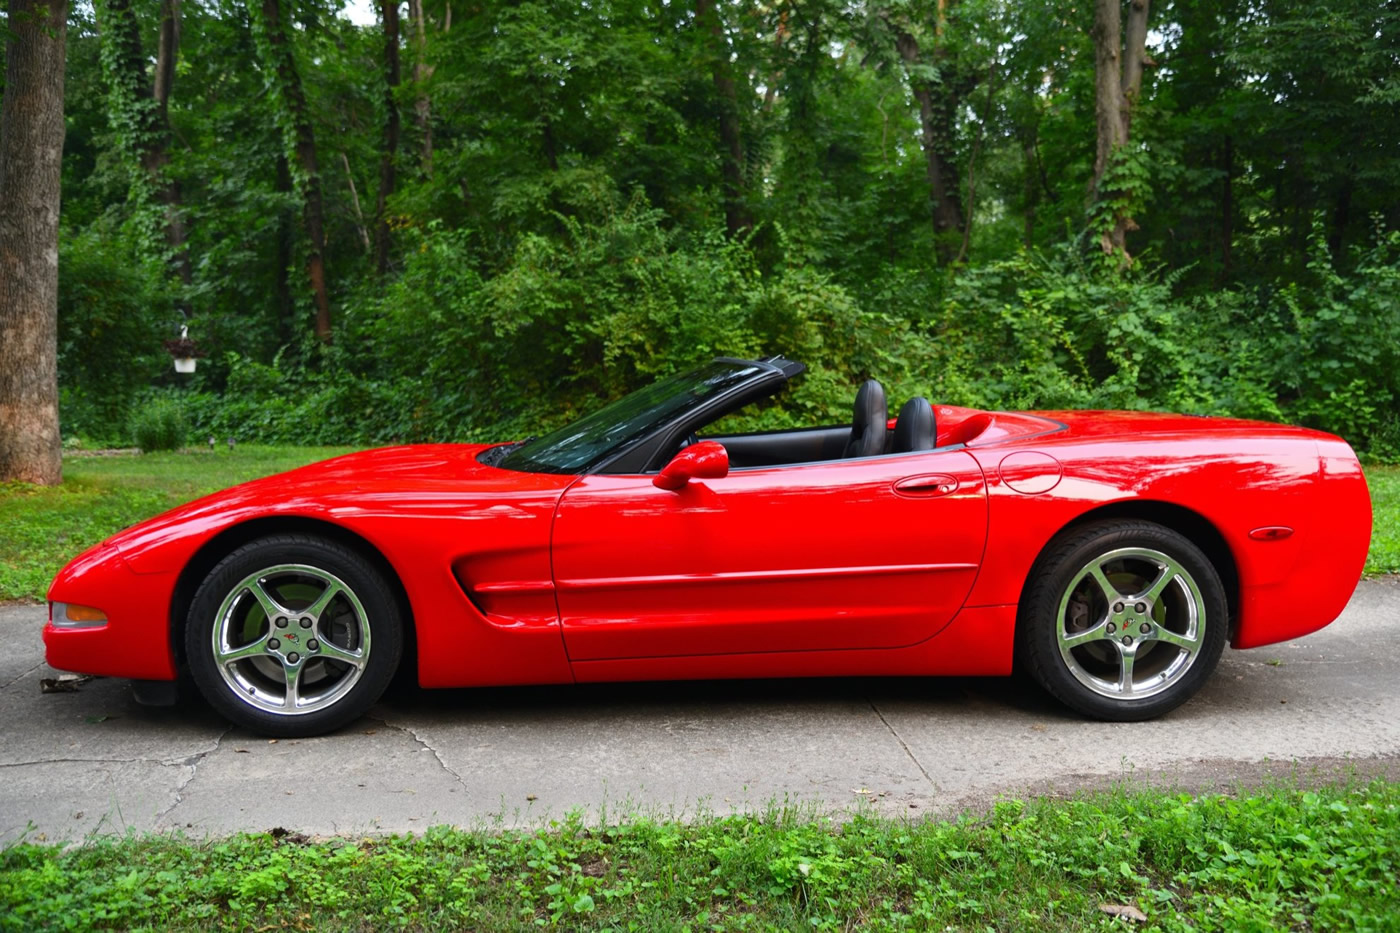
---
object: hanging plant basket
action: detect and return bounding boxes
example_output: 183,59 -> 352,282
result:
164,330 -> 206,374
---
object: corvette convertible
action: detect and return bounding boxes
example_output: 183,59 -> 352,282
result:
45,357 -> 1370,736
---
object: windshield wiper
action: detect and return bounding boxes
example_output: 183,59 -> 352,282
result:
477,437 -> 534,467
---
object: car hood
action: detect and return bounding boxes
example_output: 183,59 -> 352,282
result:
99,443 -> 575,573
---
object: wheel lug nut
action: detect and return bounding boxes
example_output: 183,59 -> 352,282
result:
1113,602 -> 1124,613
307,639 -> 319,651
1122,635 -> 1133,646
1135,602 -> 1147,613
300,617 -> 312,628
288,652 -> 300,663
1106,622 -> 1116,633
268,638 -> 280,650
275,616 -> 288,628
1140,622 -> 1151,634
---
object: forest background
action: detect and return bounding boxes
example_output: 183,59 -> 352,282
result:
9,0 -> 1400,456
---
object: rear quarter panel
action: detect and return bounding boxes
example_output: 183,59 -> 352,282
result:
963,419 -> 1370,649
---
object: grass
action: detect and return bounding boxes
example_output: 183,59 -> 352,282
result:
1364,465 -> 1400,576
2,452 -> 1398,603
0,446 -> 358,602
2,780 -> 1397,931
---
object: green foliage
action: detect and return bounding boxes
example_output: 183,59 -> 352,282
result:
56,227 -> 172,444
0,447 -> 358,601
2,780 -> 1398,930
1270,229 -> 1400,451
128,398 -> 188,453
44,0 -> 1400,458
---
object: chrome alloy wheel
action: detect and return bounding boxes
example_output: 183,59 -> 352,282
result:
211,564 -> 371,716
1055,547 -> 1207,700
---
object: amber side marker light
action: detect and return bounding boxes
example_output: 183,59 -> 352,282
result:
49,602 -> 108,629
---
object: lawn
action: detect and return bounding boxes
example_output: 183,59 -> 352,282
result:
0,446 -> 358,602
2,452 -> 1398,603
2,780 -> 1397,931
1364,465 -> 1400,576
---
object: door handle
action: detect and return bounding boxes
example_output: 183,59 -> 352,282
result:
893,474 -> 959,497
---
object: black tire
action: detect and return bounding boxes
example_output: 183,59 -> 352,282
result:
184,534 -> 403,737
1018,520 -> 1228,721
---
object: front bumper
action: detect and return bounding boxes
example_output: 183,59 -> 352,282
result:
44,542 -> 179,680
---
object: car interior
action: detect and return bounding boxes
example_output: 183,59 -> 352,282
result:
699,378 -> 989,469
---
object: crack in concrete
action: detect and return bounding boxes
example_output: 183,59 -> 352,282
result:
0,728 -> 237,770
870,701 -> 937,791
0,661 -> 45,693
374,715 -> 473,796
154,725 -> 234,826
0,757 -> 183,768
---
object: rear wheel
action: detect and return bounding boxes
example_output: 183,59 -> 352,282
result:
185,534 -> 403,737
1019,520 -> 1227,721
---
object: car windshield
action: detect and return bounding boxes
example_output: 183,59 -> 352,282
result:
493,360 -> 765,474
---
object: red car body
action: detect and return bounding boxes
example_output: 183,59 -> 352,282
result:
45,404 -> 1371,694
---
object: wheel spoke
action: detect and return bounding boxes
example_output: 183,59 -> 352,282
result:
1060,620 -> 1113,650
1116,644 -> 1137,696
247,579 -> 292,622
304,581 -> 343,621
1135,559 -> 1182,604
217,640 -> 270,664
282,662 -> 303,710
316,638 -> 367,669
1149,626 -> 1201,655
1086,564 -> 1123,605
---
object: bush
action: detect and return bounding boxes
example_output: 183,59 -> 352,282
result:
57,226 -> 175,443
129,398 -> 188,452
141,202 -> 1400,458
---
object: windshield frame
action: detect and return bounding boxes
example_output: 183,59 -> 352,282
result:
488,358 -> 797,475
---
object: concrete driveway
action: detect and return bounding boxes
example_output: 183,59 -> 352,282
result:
3,581 -> 1399,843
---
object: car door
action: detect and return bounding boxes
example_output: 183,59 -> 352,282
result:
551,449 -> 988,661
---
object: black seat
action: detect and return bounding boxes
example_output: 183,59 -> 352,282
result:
892,397 -> 936,453
844,379 -> 888,458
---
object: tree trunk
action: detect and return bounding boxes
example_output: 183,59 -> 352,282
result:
274,153 -> 296,345
1221,135 -> 1233,279
408,0 -> 433,175
1091,0 -> 1150,259
696,0 -> 751,237
0,0 -> 67,485
259,0 -> 332,342
98,0 -> 191,298
894,29 -> 964,266
376,0 -> 400,276
152,0 -> 191,295
1022,139 -> 1038,248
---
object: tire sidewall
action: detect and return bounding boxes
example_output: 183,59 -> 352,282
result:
185,535 -> 403,737
1020,521 -> 1228,721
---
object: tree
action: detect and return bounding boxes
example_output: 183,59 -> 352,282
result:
406,0 -> 438,175
0,0 -> 68,485
1090,0 -> 1151,259
96,0 -> 192,300
870,0 -> 975,266
696,0 -> 751,237
375,0 -> 400,275
255,0 -> 333,342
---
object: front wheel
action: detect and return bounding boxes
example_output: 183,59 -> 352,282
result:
185,534 -> 403,737
1018,520 -> 1228,721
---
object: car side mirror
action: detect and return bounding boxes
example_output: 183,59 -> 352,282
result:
653,441 -> 729,490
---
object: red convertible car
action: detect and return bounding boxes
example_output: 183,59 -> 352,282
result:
45,357 -> 1371,736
